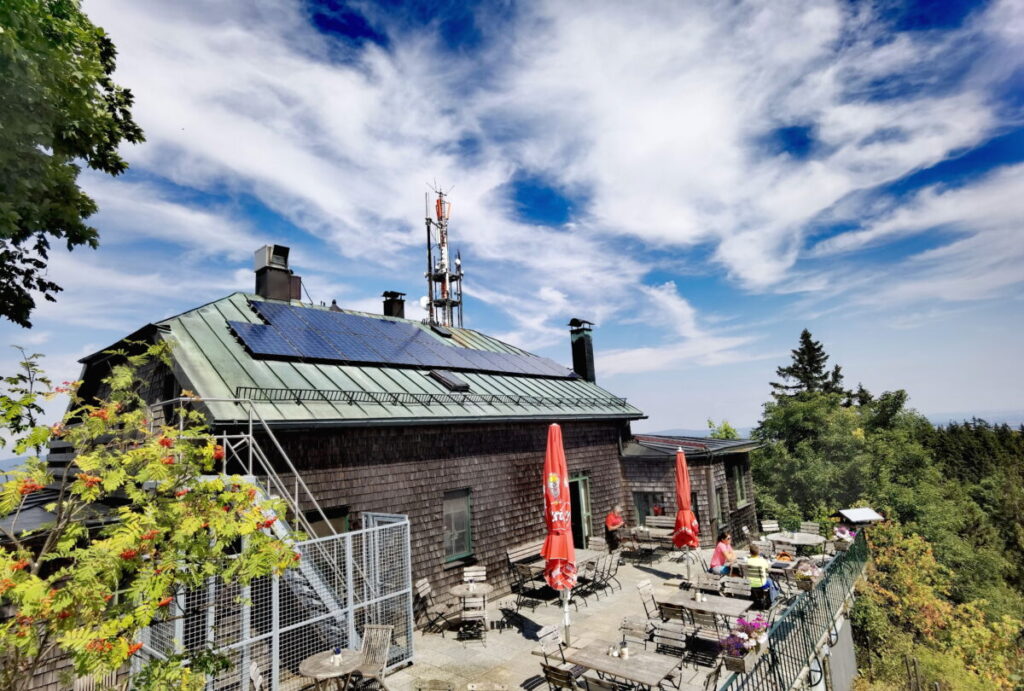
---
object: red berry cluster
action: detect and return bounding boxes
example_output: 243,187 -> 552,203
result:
10,559 -> 29,571
161,456 -> 175,466
212,445 -> 225,461
157,436 -> 174,448
19,480 -> 44,495
120,549 -> 139,560
89,409 -> 109,421
258,517 -> 278,530
76,473 -> 102,488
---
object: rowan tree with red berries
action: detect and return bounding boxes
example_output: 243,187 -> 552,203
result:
0,344 -> 298,690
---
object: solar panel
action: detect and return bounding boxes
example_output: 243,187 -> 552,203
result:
228,321 -> 300,358
241,300 -> 574,378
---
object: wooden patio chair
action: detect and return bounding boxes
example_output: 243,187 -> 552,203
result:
750,540 -> 774,558
760,519 -> 779,536
636,579 -> 659,621
720,577 -> 752,599
414,578 -> 457,635
537,625 -> 586,680
657,601 -> 690,624
459,594 -> 488,645
799,522 -> 821,536
463,565 -> 487,583
671,657 -> 724,691
583,676 -> 629,691
541,663 -> 584,691
342,624 -> 393,691
620,615 -> 654,650
688,611 -> 723,644
693,573 -> 721,594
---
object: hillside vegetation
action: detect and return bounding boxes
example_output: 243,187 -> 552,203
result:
751,330 -> 1024,689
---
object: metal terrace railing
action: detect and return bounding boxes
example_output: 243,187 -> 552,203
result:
720,531 -> 870,690
234,385 -> 632,409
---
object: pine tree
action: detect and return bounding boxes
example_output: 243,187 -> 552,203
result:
770,329 -> 846,398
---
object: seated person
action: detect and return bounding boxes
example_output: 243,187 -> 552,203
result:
746,543 -> 780,607
709,530 -> 736,575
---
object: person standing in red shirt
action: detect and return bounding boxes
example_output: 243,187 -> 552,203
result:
605,504 -> 625,552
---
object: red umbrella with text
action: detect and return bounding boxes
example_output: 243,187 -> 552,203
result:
540,423 -> 577,642
673,447 -> 700,549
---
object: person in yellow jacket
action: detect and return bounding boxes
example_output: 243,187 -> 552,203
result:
745,543 -> 779,606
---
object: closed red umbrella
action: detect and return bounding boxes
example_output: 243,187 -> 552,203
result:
540,423 -> 577,590
673,447 -> 700,549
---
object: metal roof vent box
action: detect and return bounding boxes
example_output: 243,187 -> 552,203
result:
428,369 -> 470,392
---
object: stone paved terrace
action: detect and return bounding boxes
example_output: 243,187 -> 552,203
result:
388,548 -> 727,691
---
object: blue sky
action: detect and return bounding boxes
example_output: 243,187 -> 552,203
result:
2,0 -> 1023,445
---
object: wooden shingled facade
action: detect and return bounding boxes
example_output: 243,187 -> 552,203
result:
264,419 -> 628,593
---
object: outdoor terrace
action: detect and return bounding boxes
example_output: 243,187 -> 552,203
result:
388,532 -> 869,691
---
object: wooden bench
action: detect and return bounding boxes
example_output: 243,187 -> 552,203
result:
644,515 -> 676,531
506,539 -> 545,566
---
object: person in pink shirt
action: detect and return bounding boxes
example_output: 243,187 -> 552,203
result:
709,530 -> 736,575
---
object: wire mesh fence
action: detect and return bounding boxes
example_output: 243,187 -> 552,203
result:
720,530 -> 870,690
134,517 -> 413,690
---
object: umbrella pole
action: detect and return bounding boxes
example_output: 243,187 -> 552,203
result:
561,589 -> 572,646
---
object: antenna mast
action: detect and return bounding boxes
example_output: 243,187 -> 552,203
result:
424,186 -> 464,327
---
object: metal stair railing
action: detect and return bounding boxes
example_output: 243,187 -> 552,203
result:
148,397 -> 380,604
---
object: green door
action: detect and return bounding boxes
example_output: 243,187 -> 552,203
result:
569,474 -> 592,548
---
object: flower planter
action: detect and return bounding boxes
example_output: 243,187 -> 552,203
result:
797,578 -> 816,592
834,540 -> 851,552
724,652 -> 758,673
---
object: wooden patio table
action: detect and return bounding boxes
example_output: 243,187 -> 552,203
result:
563,640 -> 680,689
450,582 -> 495,599
298,649 -> 361,691
663,592 -> 752,619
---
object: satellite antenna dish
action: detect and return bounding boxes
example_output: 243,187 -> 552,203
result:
418,296 -> 430,311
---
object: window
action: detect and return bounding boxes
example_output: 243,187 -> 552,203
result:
730,462 -> 749,507
715,487 -> 726,527
443,489 -> 472,561
304,506 -> 349,539
632,491 -> 668,525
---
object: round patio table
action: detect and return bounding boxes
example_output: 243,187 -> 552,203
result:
765,531 -> 826,547
299,649 -> 360,691
449,582 -> 495,599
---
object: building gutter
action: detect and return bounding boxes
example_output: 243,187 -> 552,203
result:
211,412 -> 646,431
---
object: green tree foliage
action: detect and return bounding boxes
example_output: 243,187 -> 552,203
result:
753,332 -> 1024,688
706,418 -> 738,440
0,0 -> 143,327
769,329 -> 846,399
0,346 -> 298,690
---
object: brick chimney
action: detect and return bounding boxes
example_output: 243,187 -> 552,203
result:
254,245 -> 301,301
569,318 -> 596,382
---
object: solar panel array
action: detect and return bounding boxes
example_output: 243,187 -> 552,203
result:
227,301 -> 573,378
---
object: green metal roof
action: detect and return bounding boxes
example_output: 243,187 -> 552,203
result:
153,293 -> 644,426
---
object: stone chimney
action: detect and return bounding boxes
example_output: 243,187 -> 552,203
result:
568,318 -> 596,382
254,245 -> 301,301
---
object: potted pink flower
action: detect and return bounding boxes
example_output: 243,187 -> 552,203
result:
720,614 -> 769,673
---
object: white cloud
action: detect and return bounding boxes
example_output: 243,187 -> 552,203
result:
63,0 -> 1020,371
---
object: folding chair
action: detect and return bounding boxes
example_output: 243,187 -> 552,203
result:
799,522 -> 821,536
542,663 -> 584,691
414,578 -> 458,635
342,624 -> 393,690
463,565 -> 487,583
537,625 -> 586,681
459,594 -> 488,645
693,573 -> 721,594
636,579 -> 659,620
720,577 -> 751,599
760,519 -> 779,536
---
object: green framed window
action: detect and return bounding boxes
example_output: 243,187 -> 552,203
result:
443,488 -> 473,561
730,462 -> 749,507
